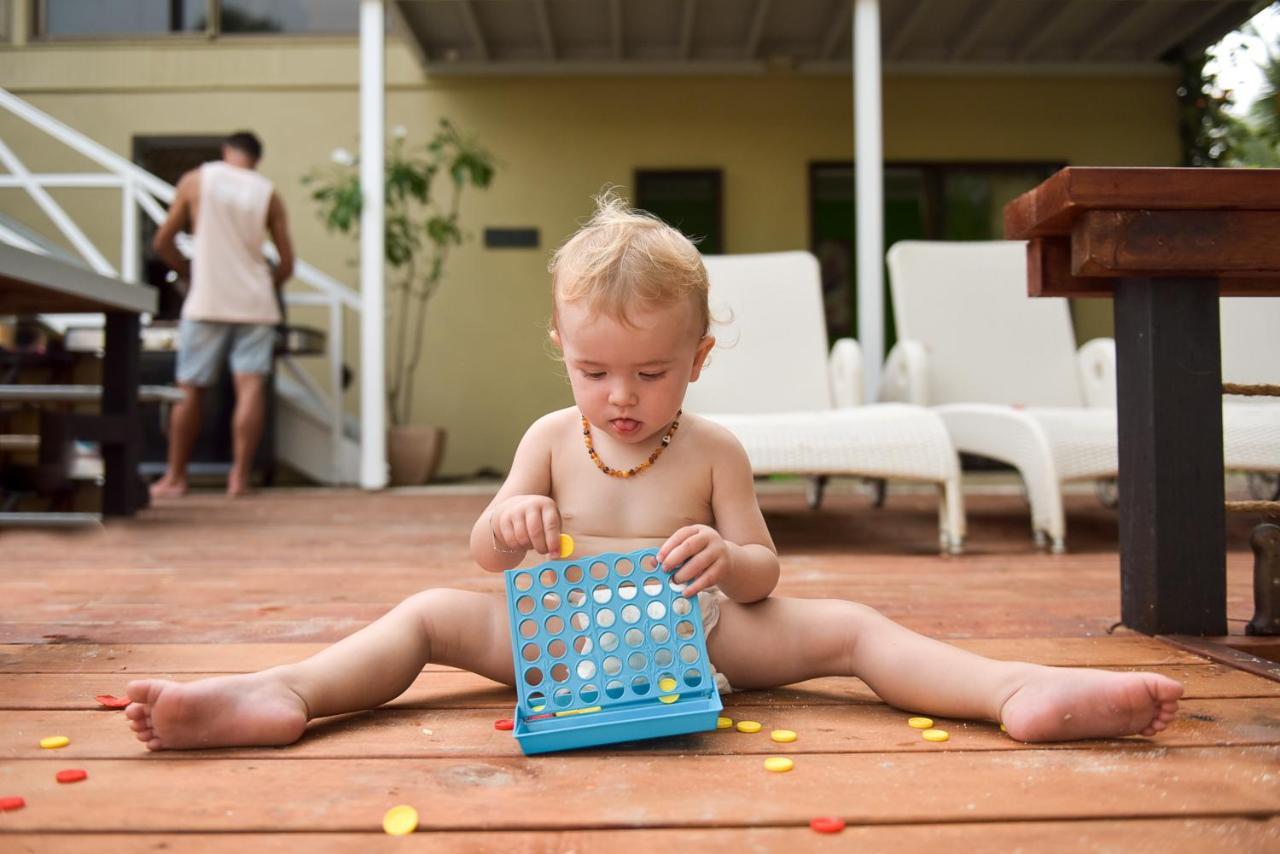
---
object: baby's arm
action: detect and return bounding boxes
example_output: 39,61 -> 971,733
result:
659,425 -> 779,603
468,414 -> 558,572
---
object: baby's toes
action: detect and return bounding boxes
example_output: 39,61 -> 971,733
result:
129,717 -> 150,733
134,727 -> 155,743
124,703 -> 147,721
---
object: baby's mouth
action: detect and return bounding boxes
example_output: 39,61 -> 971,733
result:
610,418 -> 641,435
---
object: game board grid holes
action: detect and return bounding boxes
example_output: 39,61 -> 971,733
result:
513,552 -> 711,713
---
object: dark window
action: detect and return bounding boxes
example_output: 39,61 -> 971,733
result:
809,162 -> 1061,346
220,1 -> 358,34
39,1 -> 361,37
41,0 -> 207,36
634,170 -> 724,255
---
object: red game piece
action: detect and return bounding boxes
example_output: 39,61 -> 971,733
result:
493,718 -> 515,731
55,770 -> 88,784
0,796 -> 25,811
809,817 -> 846,834
95,694 -> 131,709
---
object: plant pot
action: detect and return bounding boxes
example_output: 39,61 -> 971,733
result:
387,425 -> 446,486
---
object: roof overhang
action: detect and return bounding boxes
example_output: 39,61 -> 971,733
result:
391,0 -> 1261,76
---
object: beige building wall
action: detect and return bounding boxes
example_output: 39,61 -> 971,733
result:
0,33 -> 1180,477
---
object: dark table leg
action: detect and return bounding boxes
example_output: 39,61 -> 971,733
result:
1115,277 -> 1226,635
101,310 -> 141,516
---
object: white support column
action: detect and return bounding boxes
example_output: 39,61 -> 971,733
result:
359,0 -> 388,489
854,0 -> 884,399
120,180 -> 138,283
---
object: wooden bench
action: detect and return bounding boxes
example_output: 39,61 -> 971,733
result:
0,384 -> 184,404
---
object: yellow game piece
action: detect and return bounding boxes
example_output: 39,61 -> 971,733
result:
907,717 -> 933,729
999,723 -> 1007,732
716,717 -> 733,730
559,533 -> 574,558
922,729 -> 949,742
382,805 -> 418,836
770,729 -> 797,743
736,720 -> 762,733
39,736 -> 69,749
763,757 -> 794,773
658,678 -> 680,704
554,706 -> 602,717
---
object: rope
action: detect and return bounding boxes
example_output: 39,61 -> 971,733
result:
1225,500 -> 1280,516
1223,383 -> 1280,397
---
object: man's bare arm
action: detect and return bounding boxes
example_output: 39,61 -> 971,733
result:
152,172 -> 194,281
266,192 -> 294,289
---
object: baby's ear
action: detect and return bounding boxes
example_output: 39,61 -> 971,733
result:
548,328 -> 563,351
689,335 -> 716,381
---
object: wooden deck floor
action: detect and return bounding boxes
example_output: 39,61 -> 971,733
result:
1,488 -> 1278,852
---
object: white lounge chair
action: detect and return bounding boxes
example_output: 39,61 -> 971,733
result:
1221,297 -> 1280,499
883,240 -> 1280,553
684,251 -> 966,555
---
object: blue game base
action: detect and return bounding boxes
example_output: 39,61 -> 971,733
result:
514,693 -> 723,755
505,547 -> 724,755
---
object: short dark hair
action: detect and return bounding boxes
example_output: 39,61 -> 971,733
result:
224,131 -> 263,162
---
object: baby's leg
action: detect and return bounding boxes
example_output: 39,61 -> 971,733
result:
708,597 -> 1182,742
124,589 -> 513,750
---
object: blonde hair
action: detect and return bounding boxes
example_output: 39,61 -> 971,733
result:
549,190 -> 710,336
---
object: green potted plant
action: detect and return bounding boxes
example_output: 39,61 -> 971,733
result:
305,120 -> 495,484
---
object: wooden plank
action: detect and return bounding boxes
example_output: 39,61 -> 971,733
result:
4,818 -> 1280,854
0,636 -> 1205,673
1027,237 -> 1280,298
2,697 -> 1275,761
0,748 -> 1276,832
4,819 -> 1278,854
1072,211 -> 1280,281
1004,167 -> 1280,240
1,663 -> 1275,712
1027,237 -> 1112,297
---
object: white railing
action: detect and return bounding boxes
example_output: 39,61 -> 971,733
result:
0,86 -> 359,481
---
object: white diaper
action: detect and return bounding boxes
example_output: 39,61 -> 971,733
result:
697,588 -> 733,694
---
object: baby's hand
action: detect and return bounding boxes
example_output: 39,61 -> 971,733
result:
491,495 -> 561,555
658,525 -> 731,597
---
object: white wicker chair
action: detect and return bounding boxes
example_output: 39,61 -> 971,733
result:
684,251 -> 966,554
882,240 -> 1117,553
883,241 -> 1280,553
1076,298 -> 1280,491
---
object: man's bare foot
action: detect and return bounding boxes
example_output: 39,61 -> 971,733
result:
124,673 -> 308,750
226,470 -> 251,498
149,476 -> 187,499
999,666 -> 1183,743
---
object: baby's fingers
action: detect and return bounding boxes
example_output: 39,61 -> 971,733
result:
541,504 -> 562,556
658,526 -> 698,568
526,508 -> 550,554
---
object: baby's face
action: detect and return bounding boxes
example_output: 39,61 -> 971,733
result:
555,298 -> 713,444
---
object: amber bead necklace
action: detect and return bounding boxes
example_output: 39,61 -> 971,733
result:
581,410 -> 681,478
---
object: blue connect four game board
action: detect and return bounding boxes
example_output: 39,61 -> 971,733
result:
504,547 -> 723,754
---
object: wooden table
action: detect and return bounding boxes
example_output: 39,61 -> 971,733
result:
1005,167 -> 1280,636
0,243 -> 156,516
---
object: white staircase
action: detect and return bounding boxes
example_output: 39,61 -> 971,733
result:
0,87 -> 362,485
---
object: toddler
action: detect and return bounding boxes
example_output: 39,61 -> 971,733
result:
125,194 -> 1182,750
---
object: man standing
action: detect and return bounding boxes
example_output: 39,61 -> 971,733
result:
150,131 -> 294,498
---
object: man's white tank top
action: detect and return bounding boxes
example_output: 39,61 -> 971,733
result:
181,161 -> 281,325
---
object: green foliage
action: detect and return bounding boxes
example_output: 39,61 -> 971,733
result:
1180,12 -> 1280,167
303,120 -> 495,426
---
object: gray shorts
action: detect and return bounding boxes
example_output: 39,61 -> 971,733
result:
176,319 -> 275,386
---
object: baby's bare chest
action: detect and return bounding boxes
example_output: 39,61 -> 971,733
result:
551,448 -> 713,541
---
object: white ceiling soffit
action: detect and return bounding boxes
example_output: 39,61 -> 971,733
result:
391,0 -> 1261,76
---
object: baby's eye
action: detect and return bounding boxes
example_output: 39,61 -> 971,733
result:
583,371 -> 606,380
639,372 -> 667,381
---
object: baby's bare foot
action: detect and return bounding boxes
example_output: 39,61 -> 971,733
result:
999,666 -> 1183,743
124,673 -> 308,750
